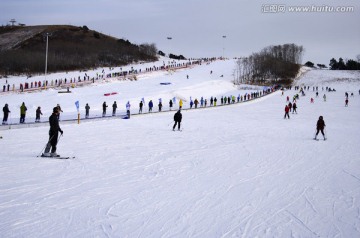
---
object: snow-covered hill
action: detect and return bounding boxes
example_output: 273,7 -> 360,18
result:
0,59 -> 359,237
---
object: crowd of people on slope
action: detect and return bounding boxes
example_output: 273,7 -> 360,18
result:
282,85 -> 359,140
2,87 -> 275,125
1,58 -> 217,93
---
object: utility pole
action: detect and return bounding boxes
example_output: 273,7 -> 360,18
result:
222,35 -> 226,59
44,33 -> 50,87
167,37 -> 172,58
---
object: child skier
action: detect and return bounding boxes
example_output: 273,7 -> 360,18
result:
314,116 -> 326,140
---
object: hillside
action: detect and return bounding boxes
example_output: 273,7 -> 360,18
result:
0,25 -> 158,75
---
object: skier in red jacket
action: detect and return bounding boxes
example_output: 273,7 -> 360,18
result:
284,105 -> 290,119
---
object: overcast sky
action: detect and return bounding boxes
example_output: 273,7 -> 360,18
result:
1,0 -> 359,64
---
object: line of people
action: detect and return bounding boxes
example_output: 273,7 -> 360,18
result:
2,103 -> 62,124
2,88 -> 274,125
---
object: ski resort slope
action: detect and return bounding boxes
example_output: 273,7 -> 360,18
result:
0,60 -> 360,238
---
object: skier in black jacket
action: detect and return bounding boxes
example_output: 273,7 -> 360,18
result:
35,106 -> 43,122
85,103 -> 90,118
315,116 -> 326,140
102,102 -> 108,117
43,107 -> 63,156
2,103 -> 10,124
173,110 -> 182,131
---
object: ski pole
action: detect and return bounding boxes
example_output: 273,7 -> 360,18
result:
37,134 -> 55,157
57,133 -> 63,144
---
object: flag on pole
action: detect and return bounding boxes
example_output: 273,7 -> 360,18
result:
75,101 -> 80,112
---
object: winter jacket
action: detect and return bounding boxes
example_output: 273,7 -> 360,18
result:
20,104 -> 27,115
3,105 -> 10,116
316,119 -> 325,130
103,103 -> 108,110
285,105 -> 289,113
174,111 -> 182,122
36,108 -> 42,117
49,113 -> 62,134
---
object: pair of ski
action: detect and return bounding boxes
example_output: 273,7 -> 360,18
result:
314,138 -> 326,141
40,153 -> 74,159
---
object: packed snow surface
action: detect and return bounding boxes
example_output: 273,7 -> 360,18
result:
0,59 -> 360,237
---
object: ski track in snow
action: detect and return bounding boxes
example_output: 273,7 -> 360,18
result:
0,60 -> 360,237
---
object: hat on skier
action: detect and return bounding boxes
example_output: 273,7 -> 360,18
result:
319,116 -> 323,120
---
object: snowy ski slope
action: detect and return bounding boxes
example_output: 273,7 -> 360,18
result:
0,59 -> 360,237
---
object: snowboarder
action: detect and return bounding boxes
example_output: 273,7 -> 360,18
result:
284,105 -> 290,119
20,102 -> 27,123
112,101 -> 117,116
2,103 -> 10,124
173,109 -> 182,131
102,101 -> 108,116
35,106 -> 43,122
314,116 -> 326,140
43,107 -> 63,157
85,103 -> 90,118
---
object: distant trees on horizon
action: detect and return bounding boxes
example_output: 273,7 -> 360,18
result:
234,43 -> 304,85
329,57 -> 360,70
305,55 -> 360,70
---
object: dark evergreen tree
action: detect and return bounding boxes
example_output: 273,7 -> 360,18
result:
329,58 -> 338,70
338,58 -> 346,70
305,61 -> 314,67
